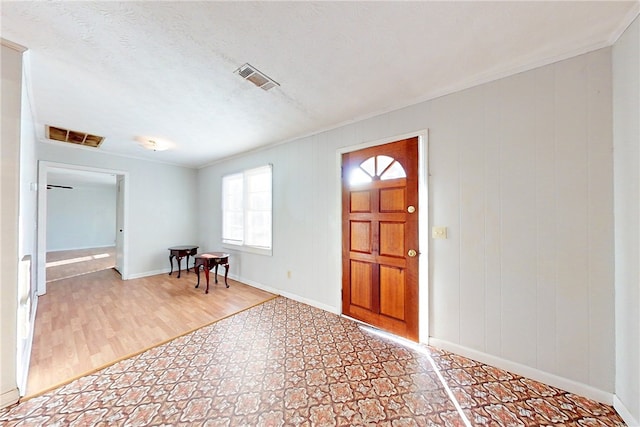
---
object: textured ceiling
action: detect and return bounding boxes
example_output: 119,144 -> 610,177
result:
2,1 -> 638,168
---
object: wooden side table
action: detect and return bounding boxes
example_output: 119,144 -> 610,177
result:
168,245 -> 199,278
194,252 -> 230,294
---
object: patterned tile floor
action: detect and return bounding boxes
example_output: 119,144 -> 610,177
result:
0,297 -> 625,426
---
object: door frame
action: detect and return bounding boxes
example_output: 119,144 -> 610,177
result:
336,130 -> 429,343
36,161 -> 130,295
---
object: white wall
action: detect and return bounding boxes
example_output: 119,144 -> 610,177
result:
17,50 -> 38,396
198,47 -> 615,400
613,15 -> 640,426
46,184 -> 116,251
1,41 -> 24,408
38,143 -> 199,278
428,48 -> 614,399
19,52 -> 37,288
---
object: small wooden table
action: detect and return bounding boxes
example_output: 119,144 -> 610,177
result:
168,245 -> 199,278
194,252 -> 230,294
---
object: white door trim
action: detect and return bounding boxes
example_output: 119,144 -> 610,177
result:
335,129 -> 430,343
36,161 -> 130,295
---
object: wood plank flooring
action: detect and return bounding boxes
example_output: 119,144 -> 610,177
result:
26,267 -> 276,397
46,247 -> 116,282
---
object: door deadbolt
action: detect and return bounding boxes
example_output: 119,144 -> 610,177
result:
407,205 -> 416,213
408,249 -> 417,257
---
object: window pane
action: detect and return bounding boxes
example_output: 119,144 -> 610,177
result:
376,155 -> 393,176
380,160 -> 406,180
245,211 -> 271,248
360,157 -> 375,176
350,168 -> 372,185
245,165 -> 272,250
223,165 -> 272,252
222,173 -> 243,244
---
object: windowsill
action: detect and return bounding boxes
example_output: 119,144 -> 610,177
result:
222,243 -> 272,257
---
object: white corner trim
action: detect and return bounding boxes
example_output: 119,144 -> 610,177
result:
1,38 -> 27,52
608,2 -> 640,45
428,338 -> 614,405
613,395 -> 639,427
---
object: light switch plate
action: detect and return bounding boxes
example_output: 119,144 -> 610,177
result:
432,226 -> 447,239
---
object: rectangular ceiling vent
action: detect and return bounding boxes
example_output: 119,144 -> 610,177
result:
234,63 -> 280,91
46,125 -> 105,148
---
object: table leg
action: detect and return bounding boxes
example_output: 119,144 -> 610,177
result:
214,264 -> 219,283
195,264 -> 201,289
169,254 -> 174,276
204,264 -> 210,294
186,254 -> 191,273
223,263 -> 229,288
177,255 -> 183,278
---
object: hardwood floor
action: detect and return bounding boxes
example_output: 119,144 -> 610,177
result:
46,247 -> 116,282
26,267 -> 276,397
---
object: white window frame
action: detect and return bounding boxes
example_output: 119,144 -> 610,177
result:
222,164 -> 272,256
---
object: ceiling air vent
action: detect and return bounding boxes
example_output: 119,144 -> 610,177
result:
234,63 -> 280,91
46,125 -> 105,148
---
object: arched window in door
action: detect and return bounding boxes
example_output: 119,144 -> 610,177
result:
349,155 -> 406,185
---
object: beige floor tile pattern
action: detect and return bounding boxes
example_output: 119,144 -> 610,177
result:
1,297 -> 625,426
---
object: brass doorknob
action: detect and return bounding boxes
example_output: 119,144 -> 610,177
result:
408,249 -> 417,257
407,205 -> 416,213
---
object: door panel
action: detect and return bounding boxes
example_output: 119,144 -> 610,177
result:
342,137 -> 419,341
379,188 -> 405,212
350,260 -> 374,309
379,222 -> 404,257
350,222 -> 372,253
380,266 -> 405,319
350,191 -> 371,212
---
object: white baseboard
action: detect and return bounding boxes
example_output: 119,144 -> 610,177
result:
126,268 -> 171,280
228,274 -> 340,315
0,387 -> 20,410
613,395 -> 639,427
428,338 -> 614,405
48,244 -> 116,252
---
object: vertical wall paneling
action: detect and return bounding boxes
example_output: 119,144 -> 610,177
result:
554,54 -> 591,384
586,48 -> 615,392
533,65 -> 558,375
458,89 -> 486,351
428,95 -> 461,343
197,47 -> 616,399
499,72 -> 538,368
482,81 -> 503,357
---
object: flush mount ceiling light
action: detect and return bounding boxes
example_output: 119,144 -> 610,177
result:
136,137 -> 171,152
234,63 -> 280,91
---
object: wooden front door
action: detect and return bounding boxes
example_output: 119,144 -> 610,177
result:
342,137 -> 419,341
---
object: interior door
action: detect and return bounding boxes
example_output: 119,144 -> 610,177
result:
342,137 -> 419,341
115,175 -> 124,275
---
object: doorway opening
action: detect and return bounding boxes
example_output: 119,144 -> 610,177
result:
36,161 -> 128,296
339,131 -> 429,342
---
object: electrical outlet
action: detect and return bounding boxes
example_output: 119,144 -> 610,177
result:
432,226 -> 448,239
